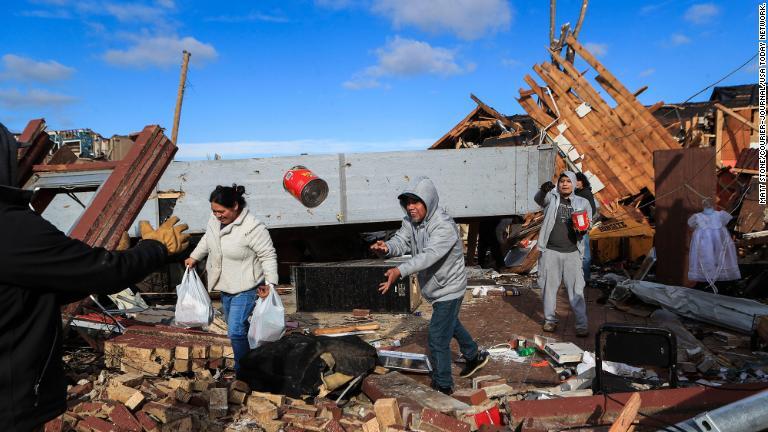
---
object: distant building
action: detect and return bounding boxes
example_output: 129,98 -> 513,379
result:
47,128 -> 134,161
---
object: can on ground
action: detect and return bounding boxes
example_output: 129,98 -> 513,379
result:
283,165 -> 329,208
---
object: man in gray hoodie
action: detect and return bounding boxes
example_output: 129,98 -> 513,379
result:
371,177 -> 487,394
534,171 -> 592,336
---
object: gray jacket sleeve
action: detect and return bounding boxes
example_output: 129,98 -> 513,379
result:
385,221 -> 412,257
396,223 -> 457,277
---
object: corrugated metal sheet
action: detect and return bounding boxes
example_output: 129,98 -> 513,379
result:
37,145 -> 554,234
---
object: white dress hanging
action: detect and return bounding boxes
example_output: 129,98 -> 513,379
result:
687,210 -> 741,283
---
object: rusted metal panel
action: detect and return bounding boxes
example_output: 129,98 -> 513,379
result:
68,125 -> 176,250
653,147 -> 717,286
32,161 -> 119,173
508,384 -> 766,431
16,118 -> 54,186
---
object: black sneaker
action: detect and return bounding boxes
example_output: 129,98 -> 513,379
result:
431,382 -> 453,395
459,350 -> 489,378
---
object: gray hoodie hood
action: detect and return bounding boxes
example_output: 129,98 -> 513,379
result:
398,176 -> 439,222
0,123 -> 18,188
559,171 -> 578,200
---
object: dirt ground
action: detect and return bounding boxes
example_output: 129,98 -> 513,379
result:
278,278 -> 656,391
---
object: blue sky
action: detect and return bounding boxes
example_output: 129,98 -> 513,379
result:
0,0 -> 756,159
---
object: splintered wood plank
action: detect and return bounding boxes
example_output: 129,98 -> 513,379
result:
608,392 -> 641,432
541,59 -> 655,184
566,35 -> 679,151
517,94 -> 622,202
535,63 -> 648,192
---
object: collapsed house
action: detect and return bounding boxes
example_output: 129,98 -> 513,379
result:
12,19 -> 768,432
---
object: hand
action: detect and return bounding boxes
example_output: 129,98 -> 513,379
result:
378,267 -> 401,294
184,257 -> 198,268
115,232 -> 131,251
370,240 -> 389,256
139,216 -> 191,255
257,284 -> 272,299
540,181 -> 555,193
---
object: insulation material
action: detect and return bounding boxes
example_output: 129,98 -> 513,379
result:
624,280 -> 768,334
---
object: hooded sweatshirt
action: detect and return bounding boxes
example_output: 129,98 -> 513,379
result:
385,177 -> 466,303
534,171 -> 593,256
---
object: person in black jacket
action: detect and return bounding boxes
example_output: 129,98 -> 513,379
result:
0,123 -> 190,431
575,172 -> 598,286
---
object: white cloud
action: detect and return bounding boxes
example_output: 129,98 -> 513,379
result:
206,12 -> 290,23
684,3 -> 719,24
18,9 -> 73,19
0,88 -> 76,108
343,77 -> 383,90
372,0 -> 512,40
639,68 -> 656,77
344,37 -> 471,89
583,42 -> 608,57
501,58 -> 521,68
669,33 -> 691,46
156,0 -> 175,8
104,3 -> 165,22
103,35 -> 218,68
176,138 -> 434,160
0,54 -> 75,82
315,0 -> 355,9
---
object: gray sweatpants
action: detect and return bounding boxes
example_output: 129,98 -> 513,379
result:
538,249 -> 588,330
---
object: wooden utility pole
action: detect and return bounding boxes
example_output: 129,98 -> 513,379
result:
171,50 -> 191,144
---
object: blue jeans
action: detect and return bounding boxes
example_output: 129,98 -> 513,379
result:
582,233 -> 591,283
429,297 -> 478,389
221,289 -> 257,374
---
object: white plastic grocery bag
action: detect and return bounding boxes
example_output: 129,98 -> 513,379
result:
175,267 -> 214,328
248,287 -> 285,349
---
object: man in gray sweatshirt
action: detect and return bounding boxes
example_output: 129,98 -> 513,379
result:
371,176 -> 487,394
534,171 -> 592,336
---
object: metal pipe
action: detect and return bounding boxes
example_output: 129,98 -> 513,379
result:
659,390 -> 768,432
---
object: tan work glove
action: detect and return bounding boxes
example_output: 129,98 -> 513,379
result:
139,216 -> 191,255
115,232 -> 131,251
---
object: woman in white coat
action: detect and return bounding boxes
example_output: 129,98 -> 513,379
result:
185,184 -> 278,374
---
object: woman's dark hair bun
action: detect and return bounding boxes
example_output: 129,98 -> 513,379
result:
210,184 -> 247,209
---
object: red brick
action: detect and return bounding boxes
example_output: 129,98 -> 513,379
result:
352,309 -> 371,317
68,382 -> 94,399
316,401 -> 342,420
325,419 -> 345,432
108,404 -> 142,432
73,402 -> 110,418
44,417 -> 64,432
76,416 -> 118,432
420,408 -> 471,432
135,411 -> 159,432
478,425 -> 506,432
478,379 -> 507,389
451,388 -> 489,406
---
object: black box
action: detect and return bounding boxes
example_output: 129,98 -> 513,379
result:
292,258 -> 422,313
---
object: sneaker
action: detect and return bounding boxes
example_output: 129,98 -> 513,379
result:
459,350 -> 489,378
542,322 -> 557,332
431,382 -> 453,395
576,328 -> 589,337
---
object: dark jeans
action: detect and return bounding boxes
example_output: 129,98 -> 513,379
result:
429,297 -> 478,389
582,233 -> 591,283
221,289 -> 257,374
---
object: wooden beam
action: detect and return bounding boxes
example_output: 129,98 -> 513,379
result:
33,161 -> 119,173
633,86 -> 648,97
714,103 -> 759,131
608,392 -> 641,432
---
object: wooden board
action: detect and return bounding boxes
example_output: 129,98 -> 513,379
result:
653,147 -> 717,286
